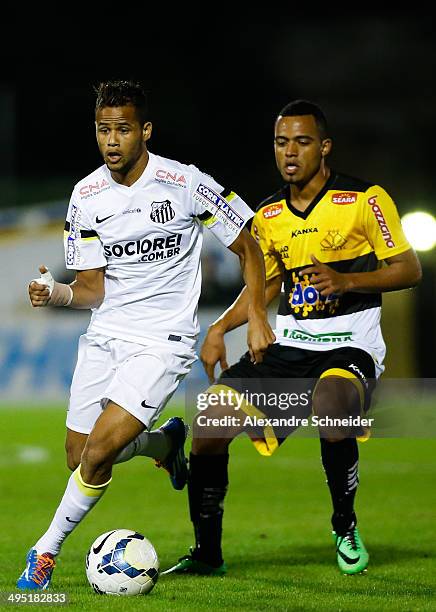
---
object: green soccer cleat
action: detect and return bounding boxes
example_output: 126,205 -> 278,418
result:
333,525 -> 369,575
161,550 -> 227,576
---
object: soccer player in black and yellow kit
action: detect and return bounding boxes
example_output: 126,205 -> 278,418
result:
167,101 -> 422,576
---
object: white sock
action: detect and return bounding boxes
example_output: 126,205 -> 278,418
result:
34,466 -> 111,556
114,429 -> 171,464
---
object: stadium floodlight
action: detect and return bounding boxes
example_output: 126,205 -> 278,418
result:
401,211 -> 436,252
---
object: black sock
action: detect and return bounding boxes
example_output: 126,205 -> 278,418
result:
320,438 -> 359,536
188,453 -> 229,567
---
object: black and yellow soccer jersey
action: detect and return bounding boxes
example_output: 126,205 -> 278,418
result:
251,172 -> 411,375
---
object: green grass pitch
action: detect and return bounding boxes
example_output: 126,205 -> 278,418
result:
0,405 -> 435,611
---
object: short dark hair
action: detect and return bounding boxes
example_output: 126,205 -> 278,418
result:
278,100 -> 328,140
95,80 -> 149,125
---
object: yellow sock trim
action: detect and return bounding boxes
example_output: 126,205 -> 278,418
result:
206,384 -> 279,457
73,465 -> 112,497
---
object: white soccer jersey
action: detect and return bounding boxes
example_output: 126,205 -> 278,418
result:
64,152 -> 254,344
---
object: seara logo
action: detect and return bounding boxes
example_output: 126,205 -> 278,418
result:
155,170 -> 187,188
331,192 -> 357,205
263,204 -> 283,219
367,195 -> 395,248
79,179 -> 110,198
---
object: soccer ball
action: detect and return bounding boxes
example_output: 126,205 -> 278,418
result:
85,529 -> 159,596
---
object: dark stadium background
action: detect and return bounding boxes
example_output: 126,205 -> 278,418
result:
1,16 -> 435,376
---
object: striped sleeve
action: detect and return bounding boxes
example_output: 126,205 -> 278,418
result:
63,192 -> 107,269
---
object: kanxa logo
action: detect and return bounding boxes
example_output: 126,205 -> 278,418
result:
291,228 -> 318,238
150,200 -> 175,224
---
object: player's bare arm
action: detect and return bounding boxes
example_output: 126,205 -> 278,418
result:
29,265 -> 105,309
201,271 -> 280,383
300,249 -> 422,297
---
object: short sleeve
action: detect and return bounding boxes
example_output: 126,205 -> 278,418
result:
189,166 -> 254,247
251,209 -> 281,281
363,185 -> 411,260
64,191 -> 107,270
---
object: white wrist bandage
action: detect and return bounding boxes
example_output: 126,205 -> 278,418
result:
32,270 -> 73,307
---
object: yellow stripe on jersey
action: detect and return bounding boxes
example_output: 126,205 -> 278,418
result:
63,230 -> 100,241
224,191 -> 237,203
202,215 -> 219,227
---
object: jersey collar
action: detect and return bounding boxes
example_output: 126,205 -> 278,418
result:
285,171 -> 337,220
105,152 -> 156,192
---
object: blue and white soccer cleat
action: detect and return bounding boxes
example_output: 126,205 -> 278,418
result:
155,416 -> 189,490
17,549 -> 56,590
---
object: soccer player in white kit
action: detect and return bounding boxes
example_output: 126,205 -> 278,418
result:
17,80 -> 275,590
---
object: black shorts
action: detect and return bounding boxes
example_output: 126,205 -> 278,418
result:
215,344 -> 376,454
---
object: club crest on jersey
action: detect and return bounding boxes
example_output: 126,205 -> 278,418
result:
150,200 -> 175,224
320,230 -> 347,250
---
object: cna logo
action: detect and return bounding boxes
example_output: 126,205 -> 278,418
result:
79,179 -> 110,198
367,195 -> 395,248
155,169 -> 187,188
263,204 -> 283,219
331,192 -> 357,205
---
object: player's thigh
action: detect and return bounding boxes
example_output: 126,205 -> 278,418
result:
67,333 -> 113,436
192,399 -> 246,454
312,347 -> 376,419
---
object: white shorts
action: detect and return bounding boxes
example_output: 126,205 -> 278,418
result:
66,332 -> 196,434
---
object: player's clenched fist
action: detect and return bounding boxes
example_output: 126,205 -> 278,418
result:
29,265 -> 52,307
28,265 -> 73,308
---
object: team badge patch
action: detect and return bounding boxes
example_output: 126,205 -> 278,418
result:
150,200 -> 175,224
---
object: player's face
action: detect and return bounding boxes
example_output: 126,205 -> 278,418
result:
95,105 -> 152,174
274,115 -> 331,185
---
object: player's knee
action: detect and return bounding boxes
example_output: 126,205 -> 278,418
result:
313,377 -> 361,441
81,439 -> 114,474
313,377 -> 360,419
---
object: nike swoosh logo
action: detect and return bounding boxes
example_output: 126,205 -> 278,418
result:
96,214 -> 114,224
141,400 -> 155,408
66,516 -> 80,523
337,548 -> 360,565
93,530 -> 116,554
